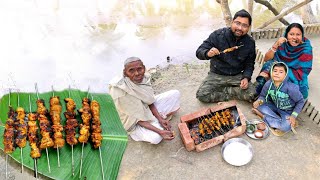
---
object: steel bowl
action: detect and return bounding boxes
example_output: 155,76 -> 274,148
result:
246,124 -> 256,134
221,138 -> 253,166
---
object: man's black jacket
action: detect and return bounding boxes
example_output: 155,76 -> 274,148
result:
196,27 -> 256,80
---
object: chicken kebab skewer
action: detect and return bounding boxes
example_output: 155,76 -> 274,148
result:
64,86 -> 78,176
28,95 -> 41,178
35,83 -> 54,173
3,89 -> 14,179
15,90 -> 28,173
50,86 -> 65,167
90,94 -> 105,180
78,87 -> 92,178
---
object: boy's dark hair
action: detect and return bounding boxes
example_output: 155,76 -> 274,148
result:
284,23 -> 304,39
233,9 -> 252,25
273,63 -> 287,73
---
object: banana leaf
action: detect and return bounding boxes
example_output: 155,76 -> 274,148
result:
0,89 -> 128,180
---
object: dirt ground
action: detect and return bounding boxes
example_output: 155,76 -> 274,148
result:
117,35 -> 320,180
1,35 -> 319,180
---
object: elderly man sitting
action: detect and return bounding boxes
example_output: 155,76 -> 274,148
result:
109,57 -> 180,144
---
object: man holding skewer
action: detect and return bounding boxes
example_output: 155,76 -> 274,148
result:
109,57 -> 180,144
195,9 -> 256,103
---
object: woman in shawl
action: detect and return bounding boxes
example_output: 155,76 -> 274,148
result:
255,23 -> 313,99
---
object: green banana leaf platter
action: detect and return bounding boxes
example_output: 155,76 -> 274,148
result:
0,89 -> 128,180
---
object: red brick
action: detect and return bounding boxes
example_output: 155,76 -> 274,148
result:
178,123 -> 195,151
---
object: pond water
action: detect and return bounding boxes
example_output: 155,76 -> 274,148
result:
0,0 -> 318,97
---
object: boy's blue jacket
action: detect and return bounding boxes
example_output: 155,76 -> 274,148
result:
258,62 -> 305,118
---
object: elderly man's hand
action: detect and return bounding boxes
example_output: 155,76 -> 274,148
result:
160,119 -> 171,131
159,130 -> 174,140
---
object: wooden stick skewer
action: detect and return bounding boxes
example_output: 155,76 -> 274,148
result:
91,94 -> 105,180
6,152 -> 8,179
29,94 -> 39,178
35,83 -> 51,173
5,89 -> 11,180
17,90 -> 24,174
51,85 -> 61,167
68,85 -> 75,177
79,87 -> 91,178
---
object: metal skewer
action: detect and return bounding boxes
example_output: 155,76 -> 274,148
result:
35,83 -> 51,173
29,95 -> 39,178
51,85 -> 61,167
17,90 -> 24,174
91,94 -> 105,180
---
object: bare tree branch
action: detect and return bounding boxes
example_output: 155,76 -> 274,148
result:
301,3 -> 319,23
254,0 -> 289,26
257,0 -> 313,29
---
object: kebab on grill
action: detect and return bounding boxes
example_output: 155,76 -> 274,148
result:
78,98 -> 91,143
49,96 -> 65,148
15,107 -> 28,149
90,100 -> 103,149
36,99 -> 54,149
224,109 -> 235,127
27,112 -> 41,159
3,106 -> 16,154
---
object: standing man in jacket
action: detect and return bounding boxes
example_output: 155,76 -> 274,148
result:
196,9 -> 256,103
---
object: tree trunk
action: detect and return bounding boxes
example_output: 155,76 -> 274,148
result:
248,0 -> 254,16
254,0 -> 289,26
301,3 -> 319,24
216,0 -> 232,26
247,0 -> 254,32
257,0 -> 313,29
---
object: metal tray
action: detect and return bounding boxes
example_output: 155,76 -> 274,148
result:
245,119 -> 270,140
221,138 -> 253,166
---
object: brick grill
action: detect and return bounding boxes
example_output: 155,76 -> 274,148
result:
178,100 -> 247,152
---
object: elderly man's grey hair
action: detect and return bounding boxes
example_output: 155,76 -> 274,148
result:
124,57 -> 142,66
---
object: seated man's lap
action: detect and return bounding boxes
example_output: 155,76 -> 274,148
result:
130,120 -> 163,144
197,72 -> 255,102
154,90 -> 180,119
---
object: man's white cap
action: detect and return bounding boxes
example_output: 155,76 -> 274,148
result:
124,57 -> 141,66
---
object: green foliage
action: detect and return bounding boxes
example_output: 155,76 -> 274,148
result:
0,90 -> 127,180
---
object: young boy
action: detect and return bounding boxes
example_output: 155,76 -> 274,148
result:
252,62 -> 305,135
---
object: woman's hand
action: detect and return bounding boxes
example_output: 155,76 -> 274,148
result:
273,37 -> 287,49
